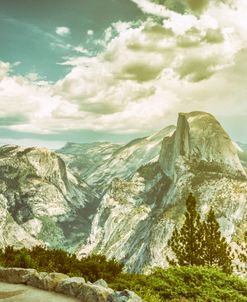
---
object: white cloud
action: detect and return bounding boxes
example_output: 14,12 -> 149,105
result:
53,5 -> 246,130
56,26 -> 71,36
0,0 -> 247,140
73,45 -> 90,55
0,61 -> 78,134
130,0 -> 177,18
0,61 -> 11,80
87,30 -> 94,36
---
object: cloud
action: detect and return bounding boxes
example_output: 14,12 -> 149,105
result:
56,26 -> 71,36
0,61 -> 78,133
0,0 -> 247,141
131,0 -> 233,15
87,30 -> 94,36
0,61 -> 10,80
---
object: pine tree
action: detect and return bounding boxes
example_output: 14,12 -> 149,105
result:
168,194 -> 232,272
168,193 -> 204,266
237,231 -> 247,273
202,208 -> 232,273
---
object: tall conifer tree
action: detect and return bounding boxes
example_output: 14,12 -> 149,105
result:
168,193 -> 204,266
203,208 -> 232,273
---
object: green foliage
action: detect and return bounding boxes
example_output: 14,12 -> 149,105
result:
168,193 -> 232,272
237,231 -> 247,273
168,193 -> 204,266
110,266 -> 247,302
202,208 -> 232,273
0,246 -> 247,301
0,246 -> 123,283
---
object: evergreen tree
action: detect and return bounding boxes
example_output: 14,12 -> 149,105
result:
237,231 -> 247,273
202,208 -> 232,273
168,193 -> 204,266
168,194 -> 232,272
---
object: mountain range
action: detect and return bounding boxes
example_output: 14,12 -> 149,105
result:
0,111 -> 246,272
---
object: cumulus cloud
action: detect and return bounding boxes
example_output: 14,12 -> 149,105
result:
0,0 -> 247,140
0,61 -> 78,133
56,26 -> 71,36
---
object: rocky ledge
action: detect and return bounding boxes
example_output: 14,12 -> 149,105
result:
0,267 -> 142,302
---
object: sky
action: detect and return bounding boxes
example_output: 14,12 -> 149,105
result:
0,0 -> 247,149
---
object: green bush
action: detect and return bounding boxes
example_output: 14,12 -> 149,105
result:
1,247 -> 247,301
0,246 -> 123,283
110,266 -> 247,302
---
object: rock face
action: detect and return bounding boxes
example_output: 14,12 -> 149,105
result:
238,142 -> 247,171
0,145 -> 99,251
83,126 -> 176,192
0,268 -> 143,302
159,112 -> 246,180
58,142 -> 121,183
58,127 -> 176,193
78,111 -> 247,272
0,125 -> 173,253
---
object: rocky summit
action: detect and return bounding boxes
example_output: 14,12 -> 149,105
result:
0,111 -> 247,272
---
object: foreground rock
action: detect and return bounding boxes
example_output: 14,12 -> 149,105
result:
27,271 -> 68,290
0,268 -> 143,302
109,290 -> 143,302
56,277 -> 86,297
0,268 -> 37,284
76,283 -> 113,302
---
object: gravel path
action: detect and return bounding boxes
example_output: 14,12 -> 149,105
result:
0,282 -> 79,301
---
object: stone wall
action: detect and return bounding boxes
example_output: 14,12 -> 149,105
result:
0,267 -> 143,302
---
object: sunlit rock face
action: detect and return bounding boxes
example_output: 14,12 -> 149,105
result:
58,142 -> 121,183
58,126 -> 176,195
0,145 -> 99,251
82,126 -> 176,192
78,111 -> 247,272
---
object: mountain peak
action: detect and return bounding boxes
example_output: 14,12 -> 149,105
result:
159,111 -> 246,179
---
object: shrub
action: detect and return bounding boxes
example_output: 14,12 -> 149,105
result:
0,246 -> 123,282
1,247 -> 247,301
110,266 -> 247,302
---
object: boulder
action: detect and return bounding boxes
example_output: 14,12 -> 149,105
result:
93,279 -> 108,288
56,276 -> 86,297
108,290 -> 143,302
0,267 -> 37,284
77,283 -> 114,302
27,271 -> 68,290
